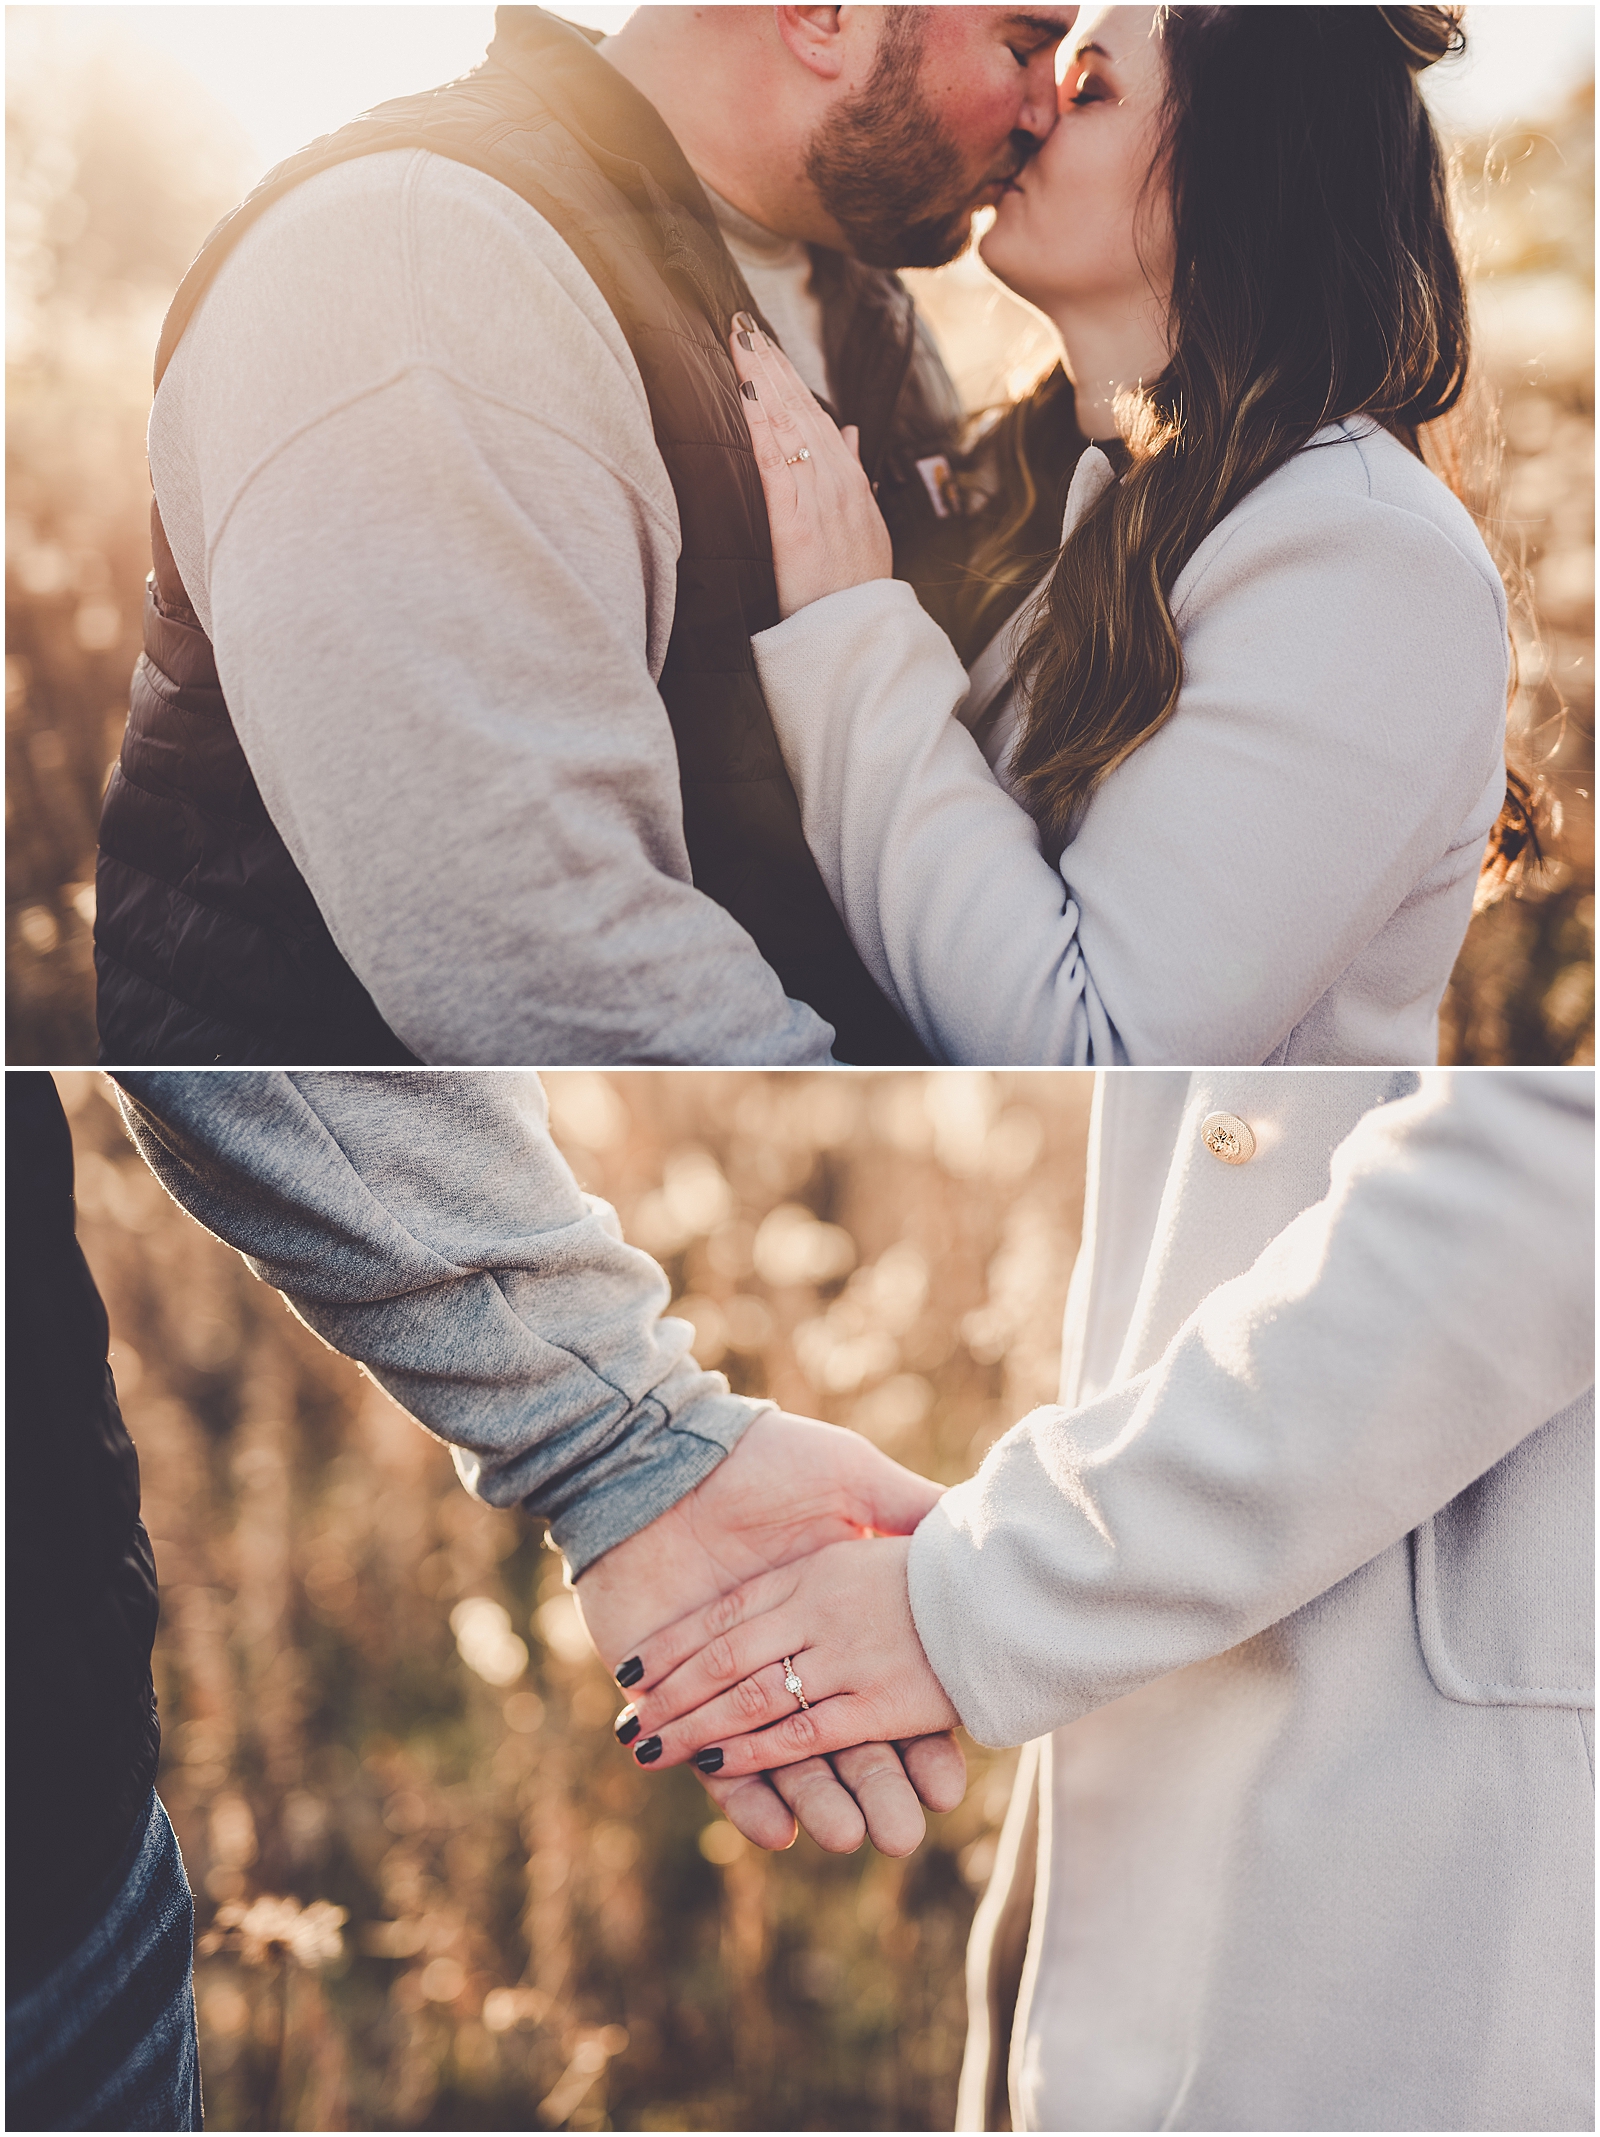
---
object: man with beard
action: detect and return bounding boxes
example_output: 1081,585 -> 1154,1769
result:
96,5 -> 1073,1070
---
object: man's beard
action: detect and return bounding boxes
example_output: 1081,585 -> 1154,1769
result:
803,13 -> 1030,270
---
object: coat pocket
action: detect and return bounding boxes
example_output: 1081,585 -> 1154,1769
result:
1413,1388 -> 1594,1708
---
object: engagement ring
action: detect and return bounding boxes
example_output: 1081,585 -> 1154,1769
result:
781,1657 -> 809,1710
784,448 -> 811,466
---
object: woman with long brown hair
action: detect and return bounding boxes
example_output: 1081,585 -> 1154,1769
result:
730,3 -> 1526,1066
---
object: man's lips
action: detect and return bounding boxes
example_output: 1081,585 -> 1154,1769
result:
975,164 -> 1029,206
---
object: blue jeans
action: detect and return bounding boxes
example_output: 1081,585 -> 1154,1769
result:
7,1790 -> 201,2130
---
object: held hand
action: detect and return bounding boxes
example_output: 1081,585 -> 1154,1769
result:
608,1536 -> 962,1783
575,1413 -> 965,1853
729,315 -> 894,618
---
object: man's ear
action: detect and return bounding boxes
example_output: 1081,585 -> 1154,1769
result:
774,6 -> 848,83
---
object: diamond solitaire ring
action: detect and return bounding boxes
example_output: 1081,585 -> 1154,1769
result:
781,1657 -> 809,1710
784,448 -> 811,466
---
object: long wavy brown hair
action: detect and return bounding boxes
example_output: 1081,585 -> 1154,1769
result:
948,5 -> 1540,886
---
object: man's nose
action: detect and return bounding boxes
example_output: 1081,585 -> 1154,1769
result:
1016,49 -> 1065,142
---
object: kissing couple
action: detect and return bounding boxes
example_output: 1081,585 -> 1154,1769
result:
96,3 -> 1528,1074
30,1065 -> 1585,2135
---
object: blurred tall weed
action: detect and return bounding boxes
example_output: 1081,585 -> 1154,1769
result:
64,1067 -> 1093,2130
1436,88 -> 1595,1062
4,26 -> 1592,1063
6,15 -> 255,1059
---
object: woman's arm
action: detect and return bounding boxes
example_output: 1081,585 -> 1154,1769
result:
602,1071 -> 1593,1771
733,332 -> 1508,1066
753,576 -> 1124,1063
732,326 -> 1121,1062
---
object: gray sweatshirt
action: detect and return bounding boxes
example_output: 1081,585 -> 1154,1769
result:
147,150 -> 835,1067
113,1072 -> 766,1574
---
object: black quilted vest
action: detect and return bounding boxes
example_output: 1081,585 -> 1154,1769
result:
95,7 -> 951,1064
8,1075 -> 161,1985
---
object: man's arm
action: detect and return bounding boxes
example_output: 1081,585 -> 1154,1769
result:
114,1071 -> 964,1847
115,1070 -> 759,1569
150,151 -> 831,1066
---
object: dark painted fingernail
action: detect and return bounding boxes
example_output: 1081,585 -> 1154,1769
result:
732,310 -> 757,334
694,1747 -> 725,1774
634,1736 -> 663,1766
615,1656 -> 644,1688
736,330 -> 755,352
614,1707 -> 641,1746
740,380 -> 759,402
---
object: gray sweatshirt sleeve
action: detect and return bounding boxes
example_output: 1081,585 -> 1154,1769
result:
148,151 -> 833,1068
113,1071 -> 769,1576
908,1070 -> 1595,1745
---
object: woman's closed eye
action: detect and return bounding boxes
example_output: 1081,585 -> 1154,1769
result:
1065,69 -> 1114,106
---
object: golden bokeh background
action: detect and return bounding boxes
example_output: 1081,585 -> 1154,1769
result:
63,1066 -> 1093,2130
5,10 -> 1593,1064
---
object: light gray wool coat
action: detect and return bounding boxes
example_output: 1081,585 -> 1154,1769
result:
753,425 -> 1510,1067
906,1068 -> 1594,2132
